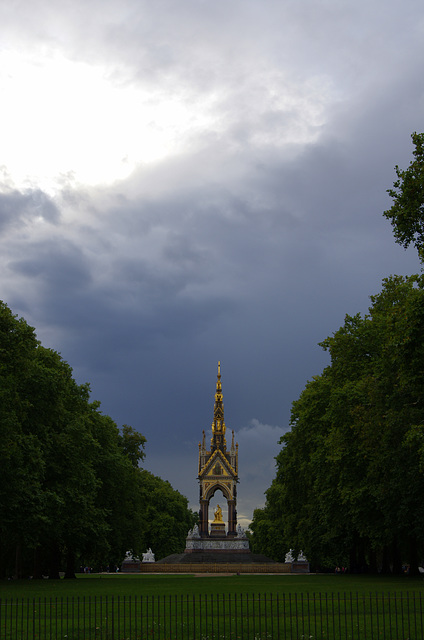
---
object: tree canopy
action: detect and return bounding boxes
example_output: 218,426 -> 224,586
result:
251,134 -> 424,573
384,132 -> 424,262
0,301 -> 196,578
251,275 -> 424,572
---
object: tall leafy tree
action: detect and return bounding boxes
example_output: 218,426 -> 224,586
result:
136,470 -> 197,560
253,134 -> 424,572
21,346 -> 106,578
85,411 -> 147,570
384,132 -> 424,262
248,506 -> 286,560
251,276 -> 424,573
0,303 -> 46,577
0,300 -> 195,578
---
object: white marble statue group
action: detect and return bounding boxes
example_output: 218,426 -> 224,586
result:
142,548 -> 155,563
124,548 -> 155,563
186,524 -> 200,539
285,549 -> 307,563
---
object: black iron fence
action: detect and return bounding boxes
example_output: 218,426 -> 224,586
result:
1,592 -> 424,639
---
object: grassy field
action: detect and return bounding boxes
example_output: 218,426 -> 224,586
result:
1,574 -> 424,639
1,571 -> 424,598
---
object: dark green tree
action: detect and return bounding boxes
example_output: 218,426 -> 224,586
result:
136,470 -> 197,560
85,410 -> 147,570
248,501 -> 287,562
384,132 -> 424,262
252,134 -> 424,572
251,276 -> 424,573
0,300 -> 195,578
119,424 -> 147,467
0,302 -> 46,577
22,346 -> 107,578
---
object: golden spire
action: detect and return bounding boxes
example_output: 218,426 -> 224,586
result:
211,361 -> 226,451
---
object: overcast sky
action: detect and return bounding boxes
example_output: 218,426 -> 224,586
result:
1,0 -> 422,530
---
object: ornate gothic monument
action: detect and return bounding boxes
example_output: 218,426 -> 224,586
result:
121,362 -> 311,572
155,362 -> 284,566
183,361 -> 251,556
198,360 -> 238,538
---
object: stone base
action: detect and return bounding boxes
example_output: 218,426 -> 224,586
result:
210,522 -> 226,537
156,551 -> 278,564
185,535 -> 250,553
121,560 -> 141,572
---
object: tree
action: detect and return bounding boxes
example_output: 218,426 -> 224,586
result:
322,277 -> 424,573
136,470 -> 197,560
119,424 -> 147,467
249,502 -> 288,562
251,370 -> 357,570
85,410 -> 147,570
0,302 -> 47,577
0,300 -> 195,578
384,132 -> 424,262
251,134 -> 424,572
252,276 -> 424,573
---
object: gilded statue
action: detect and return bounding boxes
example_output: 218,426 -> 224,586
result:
213,504 -> 223,522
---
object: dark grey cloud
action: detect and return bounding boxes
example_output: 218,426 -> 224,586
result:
0,0 -> 423,526
10,240 -> 90,288
0,188 -> 59,232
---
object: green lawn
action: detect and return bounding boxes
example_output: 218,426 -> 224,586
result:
1,571 -> 423,597
1,574 -> 424,639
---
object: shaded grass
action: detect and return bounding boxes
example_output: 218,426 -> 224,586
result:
2,574 -> 424,638
1,572 -> 424,598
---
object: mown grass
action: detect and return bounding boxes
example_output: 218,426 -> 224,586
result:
2,574 -> 424,639
1,571 -> 424,598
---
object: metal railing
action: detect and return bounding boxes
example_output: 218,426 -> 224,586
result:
1,591 -> 423,639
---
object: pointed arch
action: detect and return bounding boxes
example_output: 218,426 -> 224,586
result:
204,482 -> 232,502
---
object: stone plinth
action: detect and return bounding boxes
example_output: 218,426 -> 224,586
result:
185,536 -> 250,553
210,522 -> 226,537
156,525 -> 285,566
184,524 -> 250,555
121,561 -> 141,572
121,552 -> 141,573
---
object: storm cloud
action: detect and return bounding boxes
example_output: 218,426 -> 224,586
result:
0,0 -> 422,526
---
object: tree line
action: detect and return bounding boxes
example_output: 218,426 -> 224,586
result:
0,304 -> 196,579
250,133 -> 424,574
